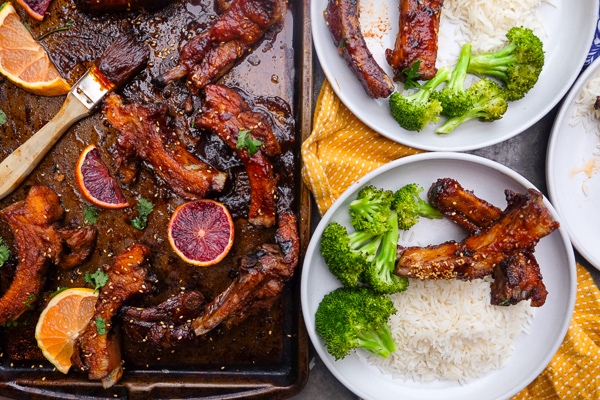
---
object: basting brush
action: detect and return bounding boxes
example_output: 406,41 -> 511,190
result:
0,31 -> 149,200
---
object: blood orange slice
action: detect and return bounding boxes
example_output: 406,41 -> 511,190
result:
76,144 -> 129,209
168,200 -> 234,266
16,0 -> 51,21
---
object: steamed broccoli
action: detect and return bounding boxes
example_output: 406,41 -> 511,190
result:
315,287 -> 398,360
392,183 -> 443,230
466,27 -> 544,101
435,78 -> 508,135
320,222 -> 382,287
364,211 -> 408,294
389,66 -> 451,131
432,44 -> 473,118
349,185 -> 393,235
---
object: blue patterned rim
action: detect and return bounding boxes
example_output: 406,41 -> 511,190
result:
585,5 -> 600,66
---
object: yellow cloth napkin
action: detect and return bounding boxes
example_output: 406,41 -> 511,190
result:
302,80 -> 600,399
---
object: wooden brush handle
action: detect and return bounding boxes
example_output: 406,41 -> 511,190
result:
0,92 -> 90,200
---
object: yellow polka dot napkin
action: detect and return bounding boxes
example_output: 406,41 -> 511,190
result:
301,80 -> 423,216
302,80 -> 600,399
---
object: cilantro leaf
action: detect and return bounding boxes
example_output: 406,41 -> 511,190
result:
401,60 -> 422,90
236,129 -> 264,156
22,21 -> 32,35
500,299 -> 511,306
83,204 -> 99,226
95,317 -> 106,335
38,19 -> 74,40
51,287 -> 69,298
0,110 -> 6,125
22,294 -> 35,308
338,38 -> 346,49
84,269 -> 109,292
0,238 -> 9,268
131,198 -> 153,230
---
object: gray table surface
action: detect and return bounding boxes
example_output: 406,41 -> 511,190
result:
290,55 -> 600,400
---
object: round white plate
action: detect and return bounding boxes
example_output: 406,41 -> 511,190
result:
301,152 -> 576,400
547,56 -> 600,270
311,0 -> 598,151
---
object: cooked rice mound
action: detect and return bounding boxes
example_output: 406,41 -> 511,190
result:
367,277 -> 534,382
571,73 -> 600,134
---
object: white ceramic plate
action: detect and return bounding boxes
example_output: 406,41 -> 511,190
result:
301,152 -> 576,400
547,56 -> 600,270
311,0 -> 598,151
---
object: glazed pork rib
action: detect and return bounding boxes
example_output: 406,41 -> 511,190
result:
386,0 -> 444,81
0,186 -> 97,324
196,84 -> 280,227
155,0 -> 286,93
324,0 -> 395,98
395,189 -> 559,280
193,210 -> 299,335
71,245 -> 153,388
104,93 -> 227,200
121,291 -> 206,348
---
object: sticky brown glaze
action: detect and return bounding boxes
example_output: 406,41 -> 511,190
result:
155,0 -> 286,92
193,210 -> 298,335
95,31 -> 150,87
196,84 -> 279,227
428,178 -> 502,233
491,252 -> 547,307
71,244 -> 153,388
103,93 -> 228,200
386,0 -> 443,81
324,0 -> 394,98
395,189 -> 559,280
121,291 -> 206,348
0,187 -> 97,323
76,0 -> 170,13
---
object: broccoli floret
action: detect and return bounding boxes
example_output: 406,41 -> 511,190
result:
435,78 -> 508,135
315,287 -> 398,360
320,222 -> 382,287
392,183 -> 443,230
349,185 -> 393,235
389,66 -> 451,131
364,211 -> 409,294
466,27 -> 544,101
432,44 -> 473,118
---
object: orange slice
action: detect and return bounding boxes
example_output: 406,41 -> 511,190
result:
168,200 -> 235,266
35,288 -> 98,373
0,2 -> 70,96
76,144 -> 129,209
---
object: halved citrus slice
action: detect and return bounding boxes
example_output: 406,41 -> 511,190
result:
76,144 -> 130,209
0,3 -> 70,95
168,200 -> 235,266
16,0 -> 51,21
35,288 -> 98,373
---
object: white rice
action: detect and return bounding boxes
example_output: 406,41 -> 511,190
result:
367,277 -> 534,382
441,0 -> 553,55
570,73 -> 600,135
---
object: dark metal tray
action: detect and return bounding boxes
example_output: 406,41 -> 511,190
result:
0,0 -> 313,398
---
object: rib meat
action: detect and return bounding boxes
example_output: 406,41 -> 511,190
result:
104,93 -> 227,200
0,186 -> 97,324
386,0 -> 443,81
395,189 -> 559,280
71,245 -> 153,388
121,291 -> 206,348
324,0 -> 395,98
196,84 -> 279,227
193,210 -> 298,335
155,0 -> 286,93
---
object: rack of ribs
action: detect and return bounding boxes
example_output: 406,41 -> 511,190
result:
71,244 -> 153,388
386,0 -> 444,81
324,0 -> 395,98
196,84 -> 280,228
427,178 -> 548,306
0,186 -> 97,324
154,0 -> 286,93
193,210 -> 298,335
103,93 -> 227,200
395,188 -> 559,281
